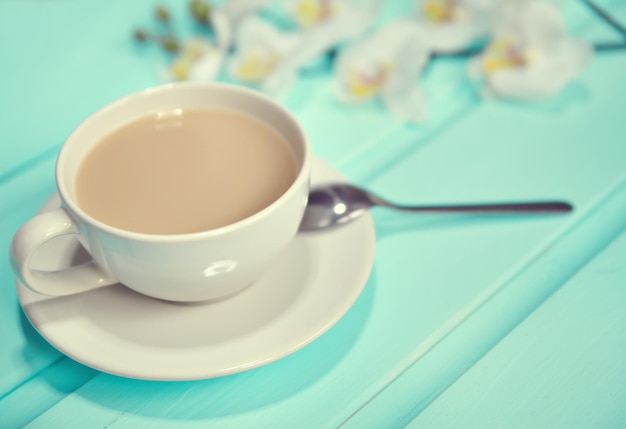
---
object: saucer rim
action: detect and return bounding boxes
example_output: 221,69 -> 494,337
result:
16,156 -> 376,380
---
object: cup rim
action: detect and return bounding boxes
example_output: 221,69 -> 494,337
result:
56,81 -> 311,242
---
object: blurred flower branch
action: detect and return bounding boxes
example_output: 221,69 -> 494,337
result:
133,0 -> 626,122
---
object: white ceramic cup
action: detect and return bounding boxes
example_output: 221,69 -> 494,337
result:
10,82 -> 311,302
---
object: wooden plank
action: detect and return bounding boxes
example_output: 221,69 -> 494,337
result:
0,158 -> 59,397
342,177 -> 626,429
408,227 -> 626,429
0,0 -> 164,176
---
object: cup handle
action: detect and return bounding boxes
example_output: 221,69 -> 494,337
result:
10,207 -> 118,296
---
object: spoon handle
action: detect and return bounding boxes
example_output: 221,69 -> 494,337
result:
387,201 -> 573,213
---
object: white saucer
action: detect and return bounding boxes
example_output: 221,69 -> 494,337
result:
17,157 -> 376,380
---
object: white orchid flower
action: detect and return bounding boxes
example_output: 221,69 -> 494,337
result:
468,0 -> 593,100
289,0 -> 351,29
167,38 -> 222,81
227,16 -> 302,84
335,20 -> 430,123
165,0 -> 272,82
226,1 -> 376,95
213,0 -> 274,50
414,0 -> 498,53
260,0 -> 377,95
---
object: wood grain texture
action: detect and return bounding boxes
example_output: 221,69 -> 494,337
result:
409,228 -> 626,429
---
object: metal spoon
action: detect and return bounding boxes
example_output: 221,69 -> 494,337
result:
299,183 -> 573,232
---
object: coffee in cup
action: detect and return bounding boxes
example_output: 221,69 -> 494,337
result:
76,107 -> 298,235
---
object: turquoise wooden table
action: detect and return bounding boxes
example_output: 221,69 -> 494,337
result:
2,1 -> 626,427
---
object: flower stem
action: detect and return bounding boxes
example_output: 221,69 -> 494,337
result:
581,0 -> 626,39
431,47 -> 482,59
430,1 -> 626,59
430,41 -> 626,60
594,41 -> 626,51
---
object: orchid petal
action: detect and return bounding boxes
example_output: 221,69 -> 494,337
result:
210,10 -> 232,52
416,0 -> 497,52
167,38 -> 221,81
487,39 -> 592,99
335,19 -> 429,122
414,21 -> 484,53
471,0 -> 592,100
220,0 -> 273,24
493,0 -> 564,46
288,0 -> 377,30
228,16 -> 302,84
381,37 -> 430,122
262,2 -> 377,94
230,0 -> 376,94
187,52 -> 225,81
